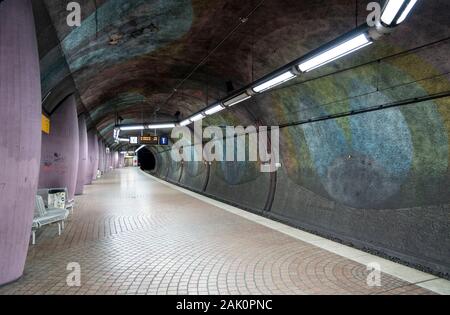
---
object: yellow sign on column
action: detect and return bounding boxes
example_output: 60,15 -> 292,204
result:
42,114 -> 50,134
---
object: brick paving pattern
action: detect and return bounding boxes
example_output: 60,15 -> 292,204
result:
0,168 -> 435,295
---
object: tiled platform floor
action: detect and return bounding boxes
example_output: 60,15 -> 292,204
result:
0,168 -> 437,295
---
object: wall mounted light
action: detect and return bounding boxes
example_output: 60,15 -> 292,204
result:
148,123 -> 176,129
223,92 -> 251,107
381,0 -> 418,26
113,128 -> 121,140
135,145 -> 146,153
190,113 -> 205,122
297,33 -> 373,72
252,71 -> 296,93
205,104 -> 225,116
120,125 -> 145,131
179,119 -> 191,127
111,2 -> 420,143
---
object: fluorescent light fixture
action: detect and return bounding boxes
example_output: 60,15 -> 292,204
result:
135,145 -> 146,153
190,113 -> 205,122
297,33 -> 372,73
204,104 -> 225,116
148,123 -> 176,129
382,0 -> 405,25
223,93 -> 251,107
179,119 -> 191,127
120,125 -> 145,131
113,128 -> 121,140
118,138 -> 130,142
396,0 -> 418,24
252,71 -> 296,93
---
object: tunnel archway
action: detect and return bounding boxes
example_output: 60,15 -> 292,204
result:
138,148 -> 156,172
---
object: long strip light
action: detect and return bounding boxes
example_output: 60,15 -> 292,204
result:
120,125 -> 145,131
205,104 -> 225,115
381,0 -> 419,26
190,113 -> 205,122
253,71 -> 297,93
111,2 -> 419,141
297,33 -> 373,73
148,123 -> 176,129
381,0 -> 405,25
135,145 -> 146,153
223,92 -> 252,107
113,128 -> 121,140
179,119 -> 191,127
396,0 -> 418,24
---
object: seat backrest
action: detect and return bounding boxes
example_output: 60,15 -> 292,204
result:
36,189 -> 50,207
34,196 -> 47,218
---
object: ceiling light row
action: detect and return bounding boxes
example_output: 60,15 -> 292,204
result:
114,0 -> 419,136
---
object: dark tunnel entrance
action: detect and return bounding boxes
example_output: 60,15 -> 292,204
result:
137,148 -> 156,172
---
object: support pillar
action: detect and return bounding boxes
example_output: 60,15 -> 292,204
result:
0,0 -> 42,285
38,95 -> 79,200
98,139 -> 104,174
86,130 -> 98,184
75,114 -> 88,195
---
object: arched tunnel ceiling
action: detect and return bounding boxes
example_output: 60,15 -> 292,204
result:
33,0 -> 450,146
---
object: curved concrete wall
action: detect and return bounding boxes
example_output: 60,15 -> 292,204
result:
269,102 -> 450,276
86,130 -> 98,184
38,95 -> 79,200
75,114 -> 88,195
0,0 -> 42,285
205,161 -> 270,214
153,101 -> 450,278
179,160 -> 208,192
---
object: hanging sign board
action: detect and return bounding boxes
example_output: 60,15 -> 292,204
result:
130,136 -> 139,144
140,135 -> 159,145
159,136 -> 169,146
138,135 -> 170,146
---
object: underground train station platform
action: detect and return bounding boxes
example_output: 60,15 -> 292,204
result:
0,167 -> 448,295
1,0 -> 450,300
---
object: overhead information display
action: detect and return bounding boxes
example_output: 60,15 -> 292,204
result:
138,135 -> 169,146
139,135 -> 159,145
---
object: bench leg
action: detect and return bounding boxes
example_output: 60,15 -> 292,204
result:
58,223 -> 62,236
62,220 -> 65,230
32,231 -> 36,245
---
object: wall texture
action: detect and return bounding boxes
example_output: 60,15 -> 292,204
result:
0,0 -> 42,286
38,95 -> 79,200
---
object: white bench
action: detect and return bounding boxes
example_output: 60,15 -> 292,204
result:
37,188 -> 74,215
31,196 -> 69,245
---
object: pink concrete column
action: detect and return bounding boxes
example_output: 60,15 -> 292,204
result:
98,139 -> 104,174
86,130 -> 98,184
101,141 -> 106,173
38,95 -> 79,200
107,150 -> 112,171
0,0 -> 42,285
120,154 -> 125,168
102,143 -> 107,173
75,114 -> 88,195
113,151 -> 119,169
